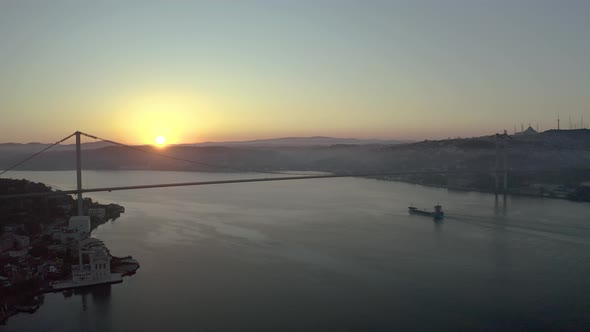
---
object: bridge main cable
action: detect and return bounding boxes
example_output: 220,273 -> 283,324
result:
0,132 -> 77,177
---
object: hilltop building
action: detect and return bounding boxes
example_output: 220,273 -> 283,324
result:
514,125 -> 538,136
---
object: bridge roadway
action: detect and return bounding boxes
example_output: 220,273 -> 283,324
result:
0,170 -> 483,199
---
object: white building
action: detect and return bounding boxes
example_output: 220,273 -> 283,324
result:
72,246 -> 111,282
53,216 -> 91,242
69,216 -> 91,234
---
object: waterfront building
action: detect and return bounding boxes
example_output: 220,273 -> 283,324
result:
48,222 -> 123,291
72,246 -> 111,282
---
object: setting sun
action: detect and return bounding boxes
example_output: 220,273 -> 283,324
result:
155,135 -> 166,146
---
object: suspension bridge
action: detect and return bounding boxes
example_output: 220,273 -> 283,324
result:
0,131 -> 516,215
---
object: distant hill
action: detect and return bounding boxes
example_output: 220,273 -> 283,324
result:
185,136 -> 411,147
2,129 -> 589,177
0,136 -> 409,153
2,129 -> 589,201
499,128 -> 590,149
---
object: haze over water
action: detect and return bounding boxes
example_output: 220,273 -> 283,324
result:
3,170 -> 590,331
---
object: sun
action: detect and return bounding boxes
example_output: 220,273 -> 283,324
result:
155,135 -> 167,146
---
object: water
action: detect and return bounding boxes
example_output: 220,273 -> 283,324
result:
2,170 -> 590,331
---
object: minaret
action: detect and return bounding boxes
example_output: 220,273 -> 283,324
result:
558,114 -> 560,130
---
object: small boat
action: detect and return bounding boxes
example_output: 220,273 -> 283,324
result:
408,204 -> 444,219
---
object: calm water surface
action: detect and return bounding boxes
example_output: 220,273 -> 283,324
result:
2,170 -> 590,331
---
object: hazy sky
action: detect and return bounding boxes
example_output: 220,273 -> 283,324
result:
1,0 -> 589,144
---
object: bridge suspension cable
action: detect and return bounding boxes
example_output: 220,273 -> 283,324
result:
0,132 -> 76,177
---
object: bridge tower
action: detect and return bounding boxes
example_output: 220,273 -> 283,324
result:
76,131 -> 83,216
494,132 -> 509,196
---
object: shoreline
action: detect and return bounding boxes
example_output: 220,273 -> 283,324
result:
372,178 -> 588,202
3,169 -> 586,203
0,178 -> 139,325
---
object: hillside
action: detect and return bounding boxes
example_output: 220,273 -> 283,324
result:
1,130 -> 589,200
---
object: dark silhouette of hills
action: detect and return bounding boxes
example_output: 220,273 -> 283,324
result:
1,129 -> 589,200
0,136 -> 408,155
1,129 -> 589,176
186,136 -> 411,147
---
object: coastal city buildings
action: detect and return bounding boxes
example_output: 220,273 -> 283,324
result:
0,181 -> 132,323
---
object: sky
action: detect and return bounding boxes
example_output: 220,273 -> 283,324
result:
1,0 -> 589,144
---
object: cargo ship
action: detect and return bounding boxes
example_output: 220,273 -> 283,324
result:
408,204 -> 444,219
